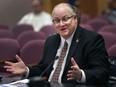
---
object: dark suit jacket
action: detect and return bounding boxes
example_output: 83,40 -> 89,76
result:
29,25 -> 110,86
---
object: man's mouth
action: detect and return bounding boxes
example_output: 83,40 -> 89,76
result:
61,28 -> 66,31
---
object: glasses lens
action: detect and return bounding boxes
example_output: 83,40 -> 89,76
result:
53,15 -> 74,24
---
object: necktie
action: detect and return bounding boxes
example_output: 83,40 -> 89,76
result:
51,41 -> 68,83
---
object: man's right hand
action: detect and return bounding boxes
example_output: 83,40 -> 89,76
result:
4,55 -> 27,76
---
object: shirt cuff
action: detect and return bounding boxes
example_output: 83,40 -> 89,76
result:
23,67 -> 29,79
76,69 -> 86,83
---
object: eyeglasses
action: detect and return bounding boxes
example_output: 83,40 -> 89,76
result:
52,15 -> 74,24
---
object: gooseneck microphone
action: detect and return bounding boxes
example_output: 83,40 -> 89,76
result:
0,76 -> 2,81
40,56 -> 59,78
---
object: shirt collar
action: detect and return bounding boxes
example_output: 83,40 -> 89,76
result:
60,28 -> 76,46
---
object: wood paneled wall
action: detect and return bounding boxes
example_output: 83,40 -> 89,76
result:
44,0 -> 107,18
80,0 -> 107,18
43,0 -> 67,14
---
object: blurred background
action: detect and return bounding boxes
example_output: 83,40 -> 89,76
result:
0,0 -> 108,28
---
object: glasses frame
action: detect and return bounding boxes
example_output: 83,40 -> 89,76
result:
52,15 -> 75,25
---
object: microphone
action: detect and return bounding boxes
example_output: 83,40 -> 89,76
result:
28,56 -> 59,87
0,76 -> 2,81
40,56 -> 59,77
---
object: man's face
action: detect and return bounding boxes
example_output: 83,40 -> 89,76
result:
32,0 -> 42,13
52,6 -> 77,39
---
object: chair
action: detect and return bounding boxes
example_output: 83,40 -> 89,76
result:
0,24 -> 9,30
40,25 -> 56,37
17,31 -> 46,48
80,14 -> 91,24
0,38 -> 20,77
96,15 -> 112,24
20,40 -> 45,65
108,44 -> 116,56
12,24 -> 34,38
0,30 -> 15,39
98,25 -> 116,35
87,18 -> 110,32
98,32 -> 116,50
0,39 -> 20,60
80,24 -> 94,31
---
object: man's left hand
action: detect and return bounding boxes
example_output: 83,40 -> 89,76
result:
67,58 -> 82,81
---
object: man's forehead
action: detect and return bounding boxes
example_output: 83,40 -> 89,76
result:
52,4 -> 72,15
54,3 -> 69,10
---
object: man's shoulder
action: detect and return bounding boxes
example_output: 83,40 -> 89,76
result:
44,33 -> 60,43
80,27 -> 103,41
47,33 -> 59,40
81,27 -> 101,37
41,11 -> 52,17
23,12 -> 34,17
44,33 -> 60,47
42,11 -> 51,15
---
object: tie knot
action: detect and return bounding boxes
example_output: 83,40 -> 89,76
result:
64,41 -> 68,48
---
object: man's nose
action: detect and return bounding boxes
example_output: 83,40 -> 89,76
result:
59,20 -> 65,26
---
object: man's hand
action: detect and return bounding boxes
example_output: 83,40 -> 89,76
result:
67,58 -> 82,81
4,55 -> 27,76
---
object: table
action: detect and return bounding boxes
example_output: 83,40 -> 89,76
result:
0,77 -> 116,87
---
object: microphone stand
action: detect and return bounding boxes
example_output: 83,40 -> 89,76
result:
28,56 -> 59,87
0,76 -> 2,82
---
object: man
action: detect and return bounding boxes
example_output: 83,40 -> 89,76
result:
4,3 -> 110,86
18,0 -> 53,32
102,0 -> 116,24
107,0 -> 116,24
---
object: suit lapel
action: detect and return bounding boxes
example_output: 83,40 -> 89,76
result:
50,34 -> 61,61
64,26 -> 82,71
49,26 -> 82,72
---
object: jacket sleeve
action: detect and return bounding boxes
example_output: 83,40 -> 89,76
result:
84,34 -> 111,85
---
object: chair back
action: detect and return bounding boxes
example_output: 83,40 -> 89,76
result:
20,40 -> 45,65
0,39 -> 20,60
80,14 -> 91,24
0,30 -> 14,39
12,24 -> 34,38
17,31 -> 46,48
98,32 -> 116,50
0,38 -> 20,77
0,24 -> 9,30
98,25 -> 116,35
40,25 -> 56,37
80,24 -> 94,31
87,19 -> 110,31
